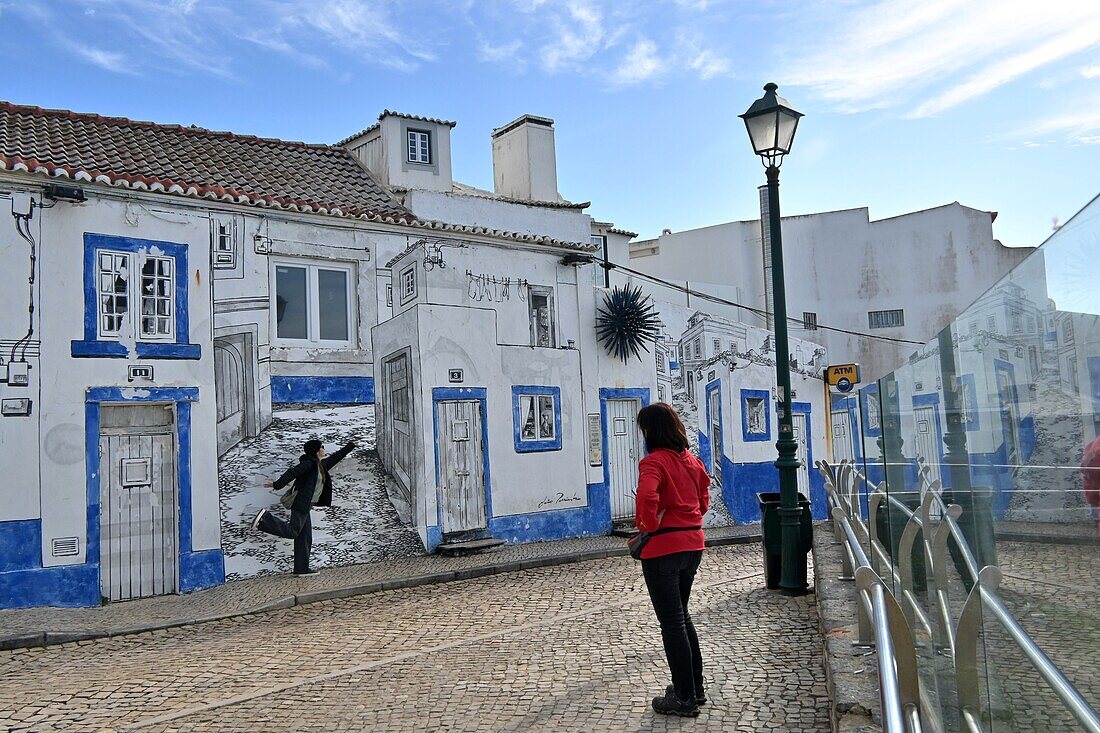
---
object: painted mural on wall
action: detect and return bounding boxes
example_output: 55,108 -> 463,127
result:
219,404 -> 423,580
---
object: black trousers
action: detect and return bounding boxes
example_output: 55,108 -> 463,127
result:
258,509 -> 312,574
642,550 -> 704,701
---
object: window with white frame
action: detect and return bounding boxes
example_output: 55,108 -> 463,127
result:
513,386 -> 562,452
1011,310 -> 1022,333
212,218 -> 237,268
96,250 -> 174,340
969,320 -> 978,335
868,309 -> 904,329
712,338 -> 721,355
1064,318 -> 1075,344
656,348 -> 666,373
386,284 -> 393,308
273,261 -> 354,346
987,314 -> 997,331
693,338 -> 702,359
803,311 -> 818,330
407,129 -> 431,164
528,285 -> 556,347
400,266 -> 417,305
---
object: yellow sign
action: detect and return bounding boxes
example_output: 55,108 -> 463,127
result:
826,363 -> 861,386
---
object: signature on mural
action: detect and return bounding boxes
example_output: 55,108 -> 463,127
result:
537,491 -> 582,509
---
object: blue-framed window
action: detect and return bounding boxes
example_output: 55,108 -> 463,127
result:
512,386 -> 562,452
72,233 -> 200,359
741,389 -> 771,442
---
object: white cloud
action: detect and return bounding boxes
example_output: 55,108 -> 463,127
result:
479,39 -> 523,65
1082,65 -> 1100,79
612,39 -> 663,85
786,0 -> 1100,116
688,49 -> 729,80
72,46 -> 136,75
539,1 -> 605,74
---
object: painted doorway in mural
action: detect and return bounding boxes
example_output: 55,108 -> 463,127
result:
912,402 -> 944,485
436,400 -> 488,535
608,398 -> 642,520
708,387 -> 723,485
830,408 -> 855,463
996,364 -> 1021,467
98,404 -> 179,602
792,411 -> 810,497
214,333 -> 255,456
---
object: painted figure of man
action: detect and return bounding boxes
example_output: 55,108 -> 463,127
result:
251,438 -> 355,576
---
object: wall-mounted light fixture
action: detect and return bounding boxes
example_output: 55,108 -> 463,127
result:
44,183 -> 87,202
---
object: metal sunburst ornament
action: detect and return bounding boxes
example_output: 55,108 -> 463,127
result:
595,285 -> 661,363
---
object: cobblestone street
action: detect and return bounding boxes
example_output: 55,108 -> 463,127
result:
0,545 -> 830,732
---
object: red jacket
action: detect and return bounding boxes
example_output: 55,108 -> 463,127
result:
1081,435 -> 1100,510
635,448 -> 710,559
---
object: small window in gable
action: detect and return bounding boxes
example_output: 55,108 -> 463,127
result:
400,266 -> 417,304
407,129 -> 431,164
212,218 -> 237,268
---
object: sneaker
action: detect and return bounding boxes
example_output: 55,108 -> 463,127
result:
293,569 -> 320,577
250,509 -> 267,531
652,689 -> 700,717
667,684 -> 706,706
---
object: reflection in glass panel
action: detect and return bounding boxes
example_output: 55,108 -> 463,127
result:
275,265 -> 308,340
318,268 -> 349,342
843,195 -> 1100,730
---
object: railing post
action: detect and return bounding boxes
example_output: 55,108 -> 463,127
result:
868,488 -> 885,576
854,564 -> 875,648
931,503 -> 964,654
955,566 -> 1002,732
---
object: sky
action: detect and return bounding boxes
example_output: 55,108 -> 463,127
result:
2,0 -> 1099,247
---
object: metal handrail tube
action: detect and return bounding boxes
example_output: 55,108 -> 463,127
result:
836,511 -> 871,569
981,591 -> 1100,733
871,582 -> 908,732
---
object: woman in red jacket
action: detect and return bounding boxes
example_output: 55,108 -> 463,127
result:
635,403 -> 710,717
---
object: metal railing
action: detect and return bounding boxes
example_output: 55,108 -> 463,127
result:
818,457 -> 1100,733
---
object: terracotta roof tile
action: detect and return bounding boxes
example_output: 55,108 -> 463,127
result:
0,101 -> 414,221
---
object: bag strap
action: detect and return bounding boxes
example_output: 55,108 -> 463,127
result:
648,525 -> 703,537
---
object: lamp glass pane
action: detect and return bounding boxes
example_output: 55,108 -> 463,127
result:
776,109 -> 800,153
745,112 -> 778,155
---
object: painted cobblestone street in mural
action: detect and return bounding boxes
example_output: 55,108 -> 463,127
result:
218,404 -> 423,580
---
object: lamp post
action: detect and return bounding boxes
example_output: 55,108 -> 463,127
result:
740,83 -> 808,596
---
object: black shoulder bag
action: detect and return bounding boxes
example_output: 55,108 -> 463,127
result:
628,525 -> 702,561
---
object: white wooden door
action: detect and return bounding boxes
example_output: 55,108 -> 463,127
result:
99,405 -> 178,602
437,400 -> 487,534
830,409 -> 855,463
792,412 -> 810,497
709,389 -> 723,484
214,336 -> 246,455
913,406 -> 942,485
608,399 -> 641,520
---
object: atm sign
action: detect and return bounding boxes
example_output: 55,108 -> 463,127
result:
826,364 -> 861,386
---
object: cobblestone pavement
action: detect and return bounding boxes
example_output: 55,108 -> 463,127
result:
0,527 -> 759,645
0,545 -> 830,733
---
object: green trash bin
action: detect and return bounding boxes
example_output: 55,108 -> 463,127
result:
757,492 -> 812,590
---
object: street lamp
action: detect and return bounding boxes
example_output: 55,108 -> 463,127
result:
740,83 -> 808,596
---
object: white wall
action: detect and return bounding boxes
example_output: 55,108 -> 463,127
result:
405,190 -> 592,245
9,190 -> 221,564
629,204 -> 1033,381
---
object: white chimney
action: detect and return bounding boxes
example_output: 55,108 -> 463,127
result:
491,115 -> 560,202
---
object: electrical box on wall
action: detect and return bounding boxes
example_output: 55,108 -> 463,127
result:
1,398 -> 32,416
11,192 -> 32,218
6,362 -> 29,386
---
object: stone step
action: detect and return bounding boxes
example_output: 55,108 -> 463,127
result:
610,525 -> 639,538
435,538 -> 506,557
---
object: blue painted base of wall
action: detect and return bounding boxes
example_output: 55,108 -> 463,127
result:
0,519 -> 42,572
425,525 -> 443,552
488,483 -> 612,544
271,376 -> 375,404
721,458 -> 829,524
698,431 -> 712,475
180,549 -> 225,593
0,564 -> 100,609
